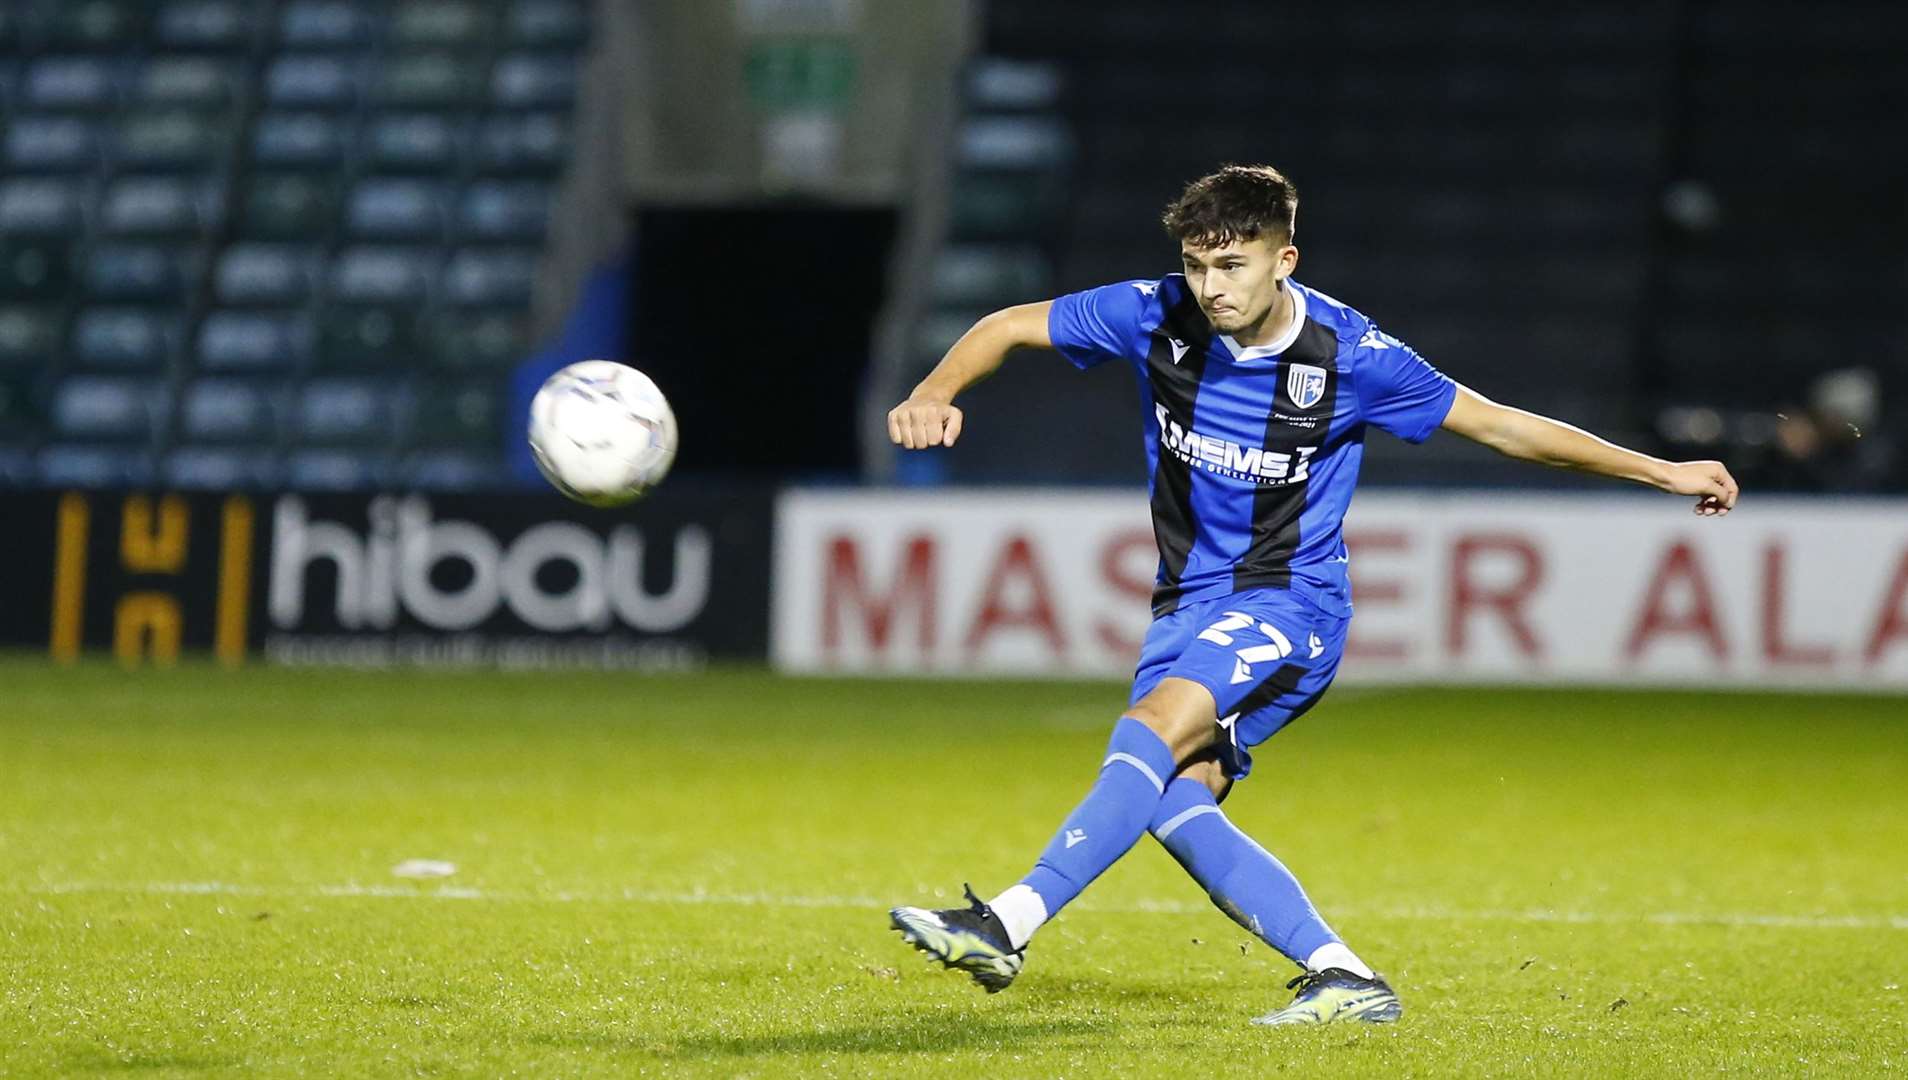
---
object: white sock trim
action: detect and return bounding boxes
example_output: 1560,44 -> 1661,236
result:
1102,752 -> 1165,794
987,884 -> 1047,951
1305,942 -> 1375,980
1153,803 -> 1220,841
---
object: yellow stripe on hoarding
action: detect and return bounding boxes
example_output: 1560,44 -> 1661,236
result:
50,493 -> 89,664
215,496 -> 254,668
119,494 -> 189,573
114,593 -> 182,668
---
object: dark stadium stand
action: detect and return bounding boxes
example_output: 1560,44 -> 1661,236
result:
3,1 -> 1901,492
954,1 -> 1906,489
0,0 -> 585,490
903,55 -> 1140,484
934,3 -> 1672,485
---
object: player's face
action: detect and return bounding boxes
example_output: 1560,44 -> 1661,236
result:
1180,236 -> 1297,336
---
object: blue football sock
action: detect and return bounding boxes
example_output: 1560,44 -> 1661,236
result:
1149,776 -> 1339,965
1018,717 -> 1176,919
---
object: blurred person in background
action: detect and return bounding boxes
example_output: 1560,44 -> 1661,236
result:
1768,368 -> 1896,492
1657,367 -> 1897,494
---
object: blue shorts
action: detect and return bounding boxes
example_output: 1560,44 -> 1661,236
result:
1129,588 -> 1350,782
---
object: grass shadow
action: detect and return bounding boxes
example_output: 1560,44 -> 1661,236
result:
377,993 -> 453,1009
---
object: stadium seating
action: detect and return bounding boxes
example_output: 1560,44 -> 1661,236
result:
294,375 -> 398,445
197,310 -> 311,372
1638,8 -> 1908,418
280,2 -> 374,49
360,114 -> 458,172
411,379 -> 500,446
163,444 -> 280,488
0,307 -> 62,368
4,116 -> 104,172
0,177 -> 90,234
51,375 -> 167,440
283,447 -> 384,489
83,244 -> 197,304
925,4 -> 1747,482
38,443 -> 157,487
908,55 -> 1122,483
0,239 -> 74,298
179,377 -> 281,442
0,0 -> 589,485
251,112 -> 347,167
961,1 -> 1907,487
70,308 -> 180,369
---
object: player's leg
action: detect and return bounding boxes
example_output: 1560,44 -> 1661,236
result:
1150,754 -> 1398,1027
1150,753 -> 1359,975
889,607 -> 1221,989
989,676 -> 1219,935
890,676 -> 1221,989
1141,594 -> 1400,1024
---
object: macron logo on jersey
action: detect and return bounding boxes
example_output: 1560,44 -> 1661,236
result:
1154,404 -> 1316,484
1151,327 -> 1191,364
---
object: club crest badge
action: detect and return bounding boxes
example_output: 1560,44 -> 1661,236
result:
1286,363 -> 1328,410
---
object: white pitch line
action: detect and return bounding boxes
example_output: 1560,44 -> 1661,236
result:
13,881 -> 1908,932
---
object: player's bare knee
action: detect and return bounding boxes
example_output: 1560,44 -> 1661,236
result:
1178,755 -> 1231,800
1122,678 -> 1220,763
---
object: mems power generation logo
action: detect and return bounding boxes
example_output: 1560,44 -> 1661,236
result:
1154,404 -> 1317,484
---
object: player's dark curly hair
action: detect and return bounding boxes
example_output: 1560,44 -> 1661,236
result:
1161,164 -> 1298,248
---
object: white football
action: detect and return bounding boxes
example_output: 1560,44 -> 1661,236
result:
527,360 -> 678,506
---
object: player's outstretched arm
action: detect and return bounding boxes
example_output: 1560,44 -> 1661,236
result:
888,301 -> 1054,449
1440,386 -> 1740,516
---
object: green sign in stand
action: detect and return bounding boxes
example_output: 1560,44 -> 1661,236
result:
744,40 -> 859,111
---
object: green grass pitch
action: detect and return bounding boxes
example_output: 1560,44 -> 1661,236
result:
2,660 -> 1904,1077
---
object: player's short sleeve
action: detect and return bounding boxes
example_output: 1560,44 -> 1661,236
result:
1350,327 -> 1458,443
1047,281 -> 1151,370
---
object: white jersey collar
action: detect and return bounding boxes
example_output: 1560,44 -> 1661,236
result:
1218,283 -> 1307,361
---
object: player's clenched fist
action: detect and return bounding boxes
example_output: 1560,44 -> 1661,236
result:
1661,459 -> 1741,517
888,397 -> 965,449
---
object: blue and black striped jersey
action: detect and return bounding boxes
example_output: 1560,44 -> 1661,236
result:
1049,275 -> 1456,617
